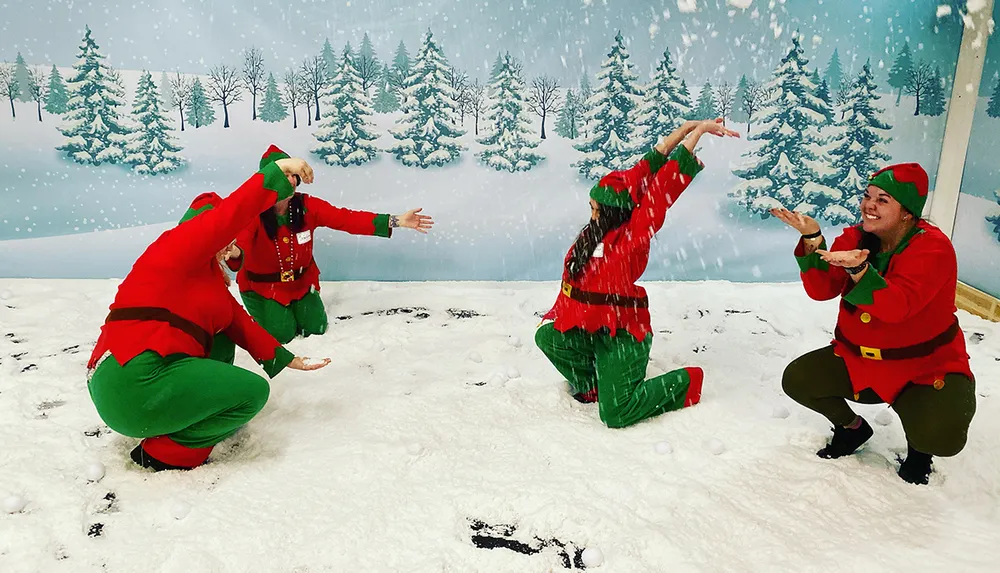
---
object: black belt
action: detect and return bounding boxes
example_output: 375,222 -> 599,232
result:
560,281 -> 649,309
246,266 -> 309,283
105,307 -> 213,354
834,320 -> 959,361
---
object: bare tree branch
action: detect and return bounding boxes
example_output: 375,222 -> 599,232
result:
463,79 -> 488,136
714,81 -> 735,125
169,71 -> 193,131
355,53 -> 381,97
300,56 -> 328,122
0,63 -> 19,119
208,64 -> 243,128
26,66 -> 46,122
242,46 -> 265,120
282,69 -> 304,129
741,80 -> 772,134
528,75 -> 561,139
904,61 -> 933,116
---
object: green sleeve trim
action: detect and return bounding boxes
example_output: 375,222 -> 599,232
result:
643,148 -> 668,176
794,239 -> 828,273
261,345 -> 295,379
669,145 -> 703,179
843,266 -> 888,307
258,162 -> 295,201
373,213 -> 392,238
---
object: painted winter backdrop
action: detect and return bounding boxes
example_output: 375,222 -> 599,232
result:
951,0 -> 1000,299
0,0 -> 968,281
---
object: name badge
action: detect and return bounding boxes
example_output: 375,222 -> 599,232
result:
592,242 -> 605,258
296,230 -> 312,244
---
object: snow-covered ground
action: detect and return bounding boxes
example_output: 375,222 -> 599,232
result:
1,280 -> 998,572
0,65 -> 951,283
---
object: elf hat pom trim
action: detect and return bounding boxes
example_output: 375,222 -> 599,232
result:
590,171 -> 641,210
259,144 -> 291,170
179,192 -> 223,224
868,162 -> 929,216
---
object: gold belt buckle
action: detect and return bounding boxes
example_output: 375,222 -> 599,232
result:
280,270 -> 295,283
859,346 -> 882,360
561,282 -> 573,297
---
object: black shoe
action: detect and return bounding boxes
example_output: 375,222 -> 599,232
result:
129,444 -> 186,472
897,445 -> 933,485
816,417 -> 874,459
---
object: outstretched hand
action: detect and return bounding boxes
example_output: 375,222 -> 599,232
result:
769,206 -> 821,235
694,118 -> 740,138
396,208 -> 435,234
816,249 -> 870,268
273,157 -> 315,186
287,356 -> 331,371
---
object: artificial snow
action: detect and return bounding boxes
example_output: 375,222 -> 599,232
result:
874,408 -> 896,427
655,441 -> 674,454
771,405 -> 790,419
677,0 -> 698,13
2,495 -> 27,515
581,547 -> 605,567
1,280 -> 999,571
84,462 -> 106,483
726,0 -> 753,8
966,0 -> 988,14
937,4 -> 953,18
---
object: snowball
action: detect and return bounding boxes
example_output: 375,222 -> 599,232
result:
677,0 -> 698,13
654,441 -> 673,455
936,4 -> 952,18
302,357 -> 327,367
581,547 -> 605,567
170,500 -> 192,520
874,409 -> 894,426
468,351 -> 483,363
726,0 -> 753,8
507,335 -> 522,348
85,462 -> 106,482
3,495 -> 27,514
407,443 -> 423,455
771,405 -> 790,419
506,367 -> 521,379
705,439 -> 726,455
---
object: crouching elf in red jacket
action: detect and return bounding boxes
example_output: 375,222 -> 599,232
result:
773,162 -> 977,485
535,119 -> 739,428
87,155 -> 331,472
223,145 -> 434,344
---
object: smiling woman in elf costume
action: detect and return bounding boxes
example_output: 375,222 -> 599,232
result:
224,145 -> 434,344
86,155 -> 331,472
774,162 -> 977,485
535,118 -> 739,428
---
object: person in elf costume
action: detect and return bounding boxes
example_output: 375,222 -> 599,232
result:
535,118 -> 740,428
773,162 -> 977,485
87,155 -> 332,472
223,145 -> 434,344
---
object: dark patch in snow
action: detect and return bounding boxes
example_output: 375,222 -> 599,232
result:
692,345 -> 708,353
37,400 -> 65,410
21,363 -> 37,373
468,519 -> 585,569
62,344 -> 81,354
335,315 -> 353,321
447,308 -> 481,319
12,352 -> 27,360
87,523 -> 104,538
360,307 -> 430,318
84,426 -> 110,438
725,309 -> 752,314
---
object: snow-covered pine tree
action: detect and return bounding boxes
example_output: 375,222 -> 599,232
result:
554,88 -> 580,139
476,54 -> 543,172
814,78 -> 835,125
56,27 -> 130,165
887,42 -> 914,106
313,45 -> 379,166
989,76 -> 1000,118
577,73 -> 594,138
806,60 -> 892,224
374,63 -> 400,113
44,65 -> 69,114
124,70 -> 184,175
573,32 -> 644,180
987,192 -> 1000,242
159,71 -> 175,111
921,66 -> 946,117
259,73 -> 288,122
321,39 -> 338,81
825,48 -> 844,95
388,30 -> 465,168
730,35 -> 828,218
633,47 -> 691,150
693,81 -> 717,119
186,77 -> 216,128
732,75 -> 750,124
490,53 -> 505,81
14,53 -> 31,102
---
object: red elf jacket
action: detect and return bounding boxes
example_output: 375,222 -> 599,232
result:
543,145 -> 703,342
87,162 -> 295,376
794,220 -> 973,402
229,195 -> 391,305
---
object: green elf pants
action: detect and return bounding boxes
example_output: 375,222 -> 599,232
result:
209,333 -> 236,364
241,289 -> 328,345
534,323 -> 692,428
782,345 -> 977,457
88,351 -> 271,449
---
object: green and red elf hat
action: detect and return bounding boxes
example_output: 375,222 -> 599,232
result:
259,144 -> 291,169
178,192 -> 223,224
868,163 -> 929,217
589,171 -> 641,210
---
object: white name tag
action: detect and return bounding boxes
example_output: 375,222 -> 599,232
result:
592,242 -> 605,258
296,230 -> 312,244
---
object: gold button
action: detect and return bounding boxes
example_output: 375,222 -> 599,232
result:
285,257 -> 292,262
282,237 -> 290,243
860,312 -> 871,324
853,393 -> 860,401
933,379 -> 945,390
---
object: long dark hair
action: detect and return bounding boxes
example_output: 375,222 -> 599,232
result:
261,194 -> 306,240
856,207 -> 917,265
566,204 -> 632,279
